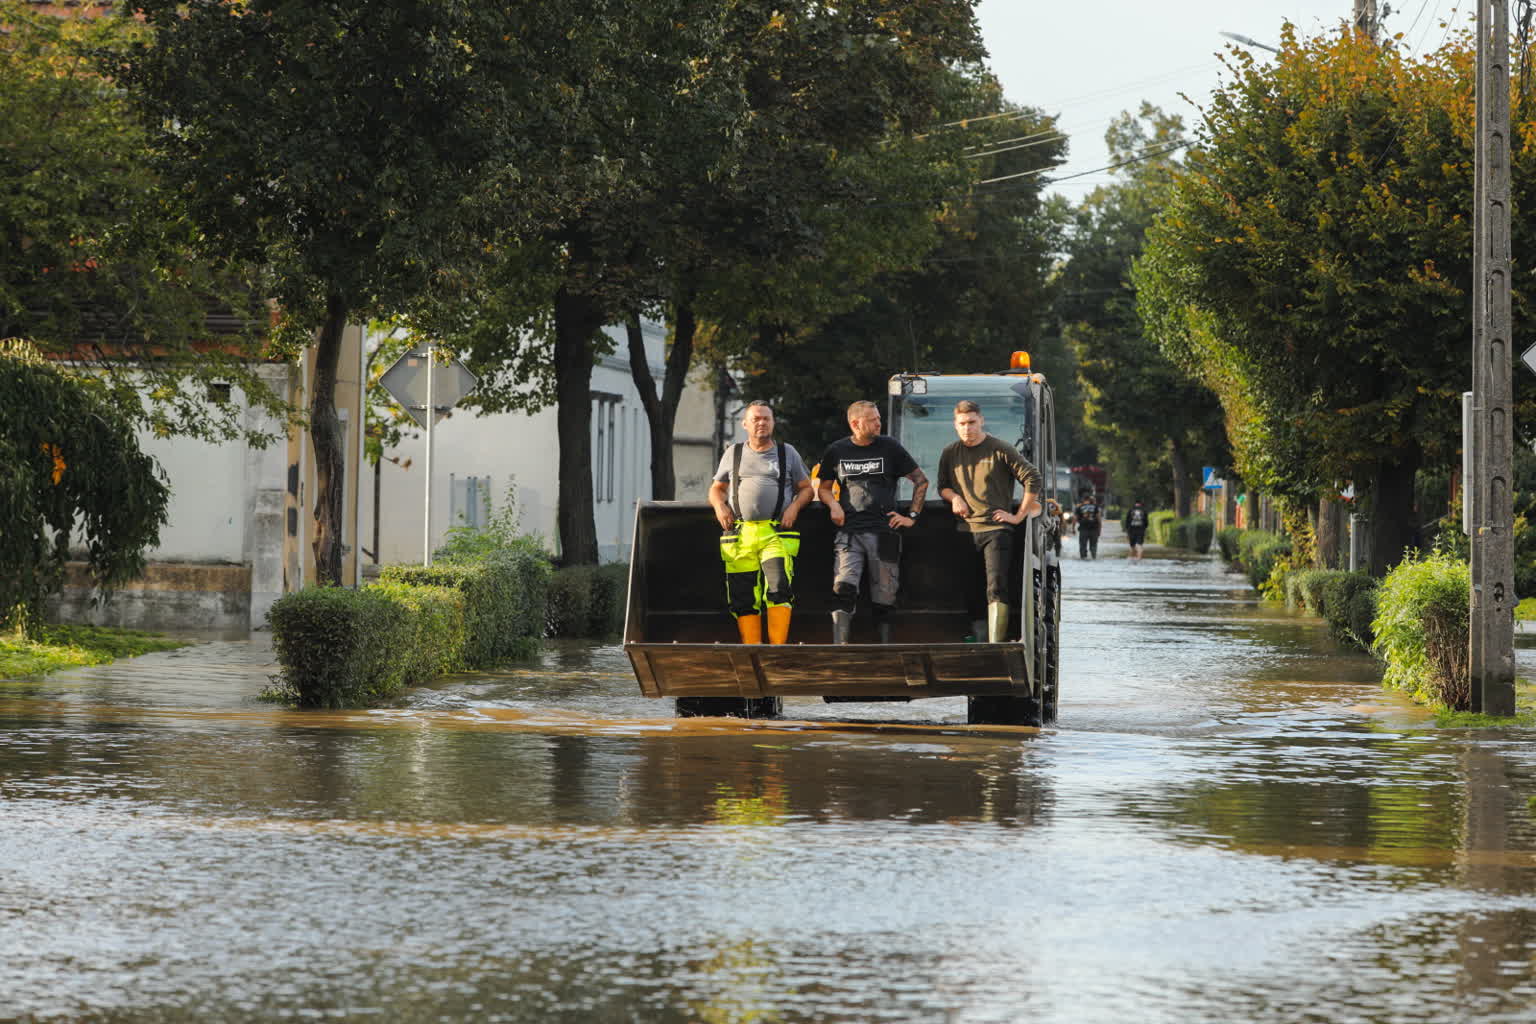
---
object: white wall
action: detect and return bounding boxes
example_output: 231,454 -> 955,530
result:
373,320 -> 682,565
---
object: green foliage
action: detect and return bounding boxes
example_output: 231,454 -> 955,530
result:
1057,104 -> 1227,508
715,69 -> 1069,457
1229,530 -> 1291,593
1,1 -> 288,445
1,342 -> 169,629
1216,526 -> 1244,562
1289,569 -> 1378,649
1372,552 -> 1470,710
379,546 -> 550,668
1177,516 -> 1213,552
369,580 -> 468,680
546,564 -> 630,639
267,586 -> 417,708
0,623 -> 184,679
1137,28 -> 1536,569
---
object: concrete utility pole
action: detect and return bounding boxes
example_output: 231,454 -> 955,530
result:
1470,0 -> 1516,715
1353,0 -> 1381,42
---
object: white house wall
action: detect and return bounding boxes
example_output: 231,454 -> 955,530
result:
373,320 -> 684,566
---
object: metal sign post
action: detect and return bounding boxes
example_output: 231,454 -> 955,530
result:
377,343 -> 480,568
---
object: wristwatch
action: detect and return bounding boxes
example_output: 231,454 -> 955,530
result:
907,508 -> 921,519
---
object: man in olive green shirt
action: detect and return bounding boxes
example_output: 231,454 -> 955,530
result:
936,400 -> 1042,643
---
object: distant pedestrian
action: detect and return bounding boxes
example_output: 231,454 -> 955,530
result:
1074,491 -> 1103,559
1125,499 -> 1149,561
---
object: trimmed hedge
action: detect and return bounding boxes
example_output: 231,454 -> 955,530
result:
1373,552 -> 1470,710
1216,526 -> 1243,562
268,584 -> 464,708
1235,530 -> 1291,590
379,544 -> 549,666
1286,569 -> 1377,649
547,562 -> 629,638
1147,511 -> 1214,552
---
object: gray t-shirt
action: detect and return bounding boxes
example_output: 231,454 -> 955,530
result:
714,442 -> 809,522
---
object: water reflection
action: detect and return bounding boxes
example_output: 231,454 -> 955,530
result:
3,537 -> 1536,1020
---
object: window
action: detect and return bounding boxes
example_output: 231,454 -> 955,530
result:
591,392 -> 622,503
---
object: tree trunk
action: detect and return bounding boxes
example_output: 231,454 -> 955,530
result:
1367,453 -> 1421,577
309,293 -> 349,586
1316,497 -> 1344,569
626,300 -> 696,501
553,273 -> 605,566
1169,437 -> 1191,518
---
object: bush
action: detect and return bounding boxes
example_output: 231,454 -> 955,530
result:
1373,551 -> 1470,710
1148,509 -> 1177,545
379,543 -> 549,666
1169,515 -> 1214,552
268,586 -> 420,707
1216,526 -> 1244,562
1317,571 -> 1378,649
1237,530 -> 1291,592
547,562 -> 629,638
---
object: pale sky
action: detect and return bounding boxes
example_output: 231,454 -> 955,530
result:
974,0 -> 1475,198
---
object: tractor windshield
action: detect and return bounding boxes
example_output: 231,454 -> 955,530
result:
890,376 -> 1036,499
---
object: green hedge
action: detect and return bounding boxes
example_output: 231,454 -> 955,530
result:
1216,526 -> 1243,562
1148,509 -> 1178,544
1235,530 -> 1291,591
1286,569 -> 1377,649
1372,552 -> 1470,710
379,544 -> 549,666
547,563 -> 629,638
267,584 -> 464,708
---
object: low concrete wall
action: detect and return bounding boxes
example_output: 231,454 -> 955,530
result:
49,562 -> 253,633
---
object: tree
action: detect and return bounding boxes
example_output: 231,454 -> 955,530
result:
1055,104 -> 1226,515
114,1 -> 559,582
1,1 -> 286,444
1138,27 -> 1536,573
417,0 -> 988,561
732,70 -> 1070,456
0,341 -> 168,629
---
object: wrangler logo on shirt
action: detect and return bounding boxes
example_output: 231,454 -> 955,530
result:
839,458 -> 884,476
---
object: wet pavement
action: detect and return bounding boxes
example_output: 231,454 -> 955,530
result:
4,528 -> 1536,1022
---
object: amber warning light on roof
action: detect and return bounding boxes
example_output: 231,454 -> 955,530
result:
1010,351 -> 1031,371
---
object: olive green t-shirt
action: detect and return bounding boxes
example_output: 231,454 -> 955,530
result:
936,435 -> 1042,533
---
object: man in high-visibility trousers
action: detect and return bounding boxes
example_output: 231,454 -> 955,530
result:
708,400 -> 813,644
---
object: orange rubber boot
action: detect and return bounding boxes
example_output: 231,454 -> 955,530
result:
766,605 -> 792,645
736,613 -> 763,644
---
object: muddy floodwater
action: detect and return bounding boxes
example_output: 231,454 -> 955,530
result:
6,532 -> 1536,1022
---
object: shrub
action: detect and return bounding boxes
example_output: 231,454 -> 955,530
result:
379,543 -> 549,666
1169,515 -> 1214,552
1373,552 -> 1470,710
371,580 -> 467,680
1216,526 -> 1243,562
1316,571 -> 1378,649
268,586 -> 415,707
547,562 -> 630,638
1148,509 -> 1177,545
1237,530 -> 1291,592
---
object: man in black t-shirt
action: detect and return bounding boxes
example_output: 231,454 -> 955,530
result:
1074,492 -> 1103,559
816,400 -> 928,643
1125,499 -> 1149,561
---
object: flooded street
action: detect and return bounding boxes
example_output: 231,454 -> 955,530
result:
5,531 -> 1536,1022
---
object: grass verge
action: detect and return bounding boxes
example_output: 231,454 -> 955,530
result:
1431,677 -> 1536,727
0,624 -> 186,679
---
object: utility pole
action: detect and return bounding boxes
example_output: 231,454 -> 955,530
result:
1470,0 -> 1516,715
1353,0 -> 1380,42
